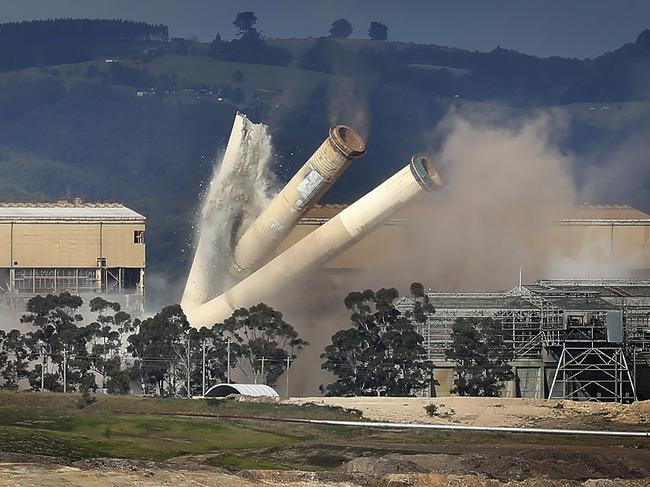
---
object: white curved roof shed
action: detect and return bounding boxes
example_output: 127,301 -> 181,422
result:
204,383 -> 279,397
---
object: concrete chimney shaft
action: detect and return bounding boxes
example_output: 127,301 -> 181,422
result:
230,125 -> 365,277
186,155 -> 442,328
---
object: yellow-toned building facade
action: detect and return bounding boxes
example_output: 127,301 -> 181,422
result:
0,201 -> 145,313
277,204 -> 650,274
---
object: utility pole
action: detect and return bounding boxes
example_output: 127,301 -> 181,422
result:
285,356 -> 291,397
226,337 -> 231,384
260,356 -> 265,385
202,338 -> 206,396
186,334 -> 191,398
63,348 -> 67,393
40,347 -> 45,392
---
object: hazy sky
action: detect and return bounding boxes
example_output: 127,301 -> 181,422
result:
1,0 -> 648,58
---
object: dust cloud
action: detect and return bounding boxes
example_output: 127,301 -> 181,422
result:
279,111 -> 587,393
182,109 -> 640,395
395,110 -> 579,291
182,113 -> 276,309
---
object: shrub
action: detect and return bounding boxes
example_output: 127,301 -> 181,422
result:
424,402 -> 438,417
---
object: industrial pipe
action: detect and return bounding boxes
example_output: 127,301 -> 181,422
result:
230,125 -> 366,277
275,418 -> 650,438
186,155 -> 442,328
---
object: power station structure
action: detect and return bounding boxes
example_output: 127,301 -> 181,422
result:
0,200 -> 146,315
396,278 -> 650,402
182,115 -> 443,327
277,203 -> 650,274
182,114 -> 650,402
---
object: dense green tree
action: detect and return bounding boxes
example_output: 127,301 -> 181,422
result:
0,19 -> 168,72
321,286 -> 434,396
0,330 -> 29,389
368,21 -> 388,41
188,326 -> 232,395
106,369 -> 132,394
445,317 -> 514,397
219,303 -> 307,387
233,11 -> 260,40
329,19 -> 353,39
86,297 -> 123,389
127,304 -> 191,395
21,292 -> 87,391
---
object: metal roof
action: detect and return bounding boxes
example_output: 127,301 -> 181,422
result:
0,203 -> 145,221
538,295 -> 619,311
204,383 -> 279,398
427,295 -> 537,310
304,203 -> 650,223
397,293 -> 538,310
563,204 -> 650,220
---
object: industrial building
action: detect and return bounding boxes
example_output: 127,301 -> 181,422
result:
395,279 -> 650,403
277,203 -> 650,274
0,200 -> 145,315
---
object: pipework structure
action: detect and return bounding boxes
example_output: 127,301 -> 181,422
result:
396,279 -> 650,403
0,200 -> 146,314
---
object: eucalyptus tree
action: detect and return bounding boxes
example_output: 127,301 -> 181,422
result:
218,303 -> 307,387
0,329 -> 29,389
127,304 -> 190,395
21,292 -> 87,391
321,285 -> 434,396
446,317 -> 514,396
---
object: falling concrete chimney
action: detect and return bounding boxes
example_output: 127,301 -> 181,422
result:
230,125 -> 365,278
186,155 -> 442,328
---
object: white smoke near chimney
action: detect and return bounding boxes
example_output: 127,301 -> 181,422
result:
182,113 -> 276,309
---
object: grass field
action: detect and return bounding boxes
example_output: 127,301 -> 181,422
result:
2,391 -> 650,475
0,391 -> 363,466
2,391 -> 650,470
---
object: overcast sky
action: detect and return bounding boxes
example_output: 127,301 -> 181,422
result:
1,0 -> 648,58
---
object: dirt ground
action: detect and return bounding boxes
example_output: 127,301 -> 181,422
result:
283,396 -> 650,429
0,456 -> 357,487
3,397 -> 650,486
2,456 -> 650,487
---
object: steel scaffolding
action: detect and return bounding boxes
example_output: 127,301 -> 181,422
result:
548,346 -> 635,402
398,278 -> 650,403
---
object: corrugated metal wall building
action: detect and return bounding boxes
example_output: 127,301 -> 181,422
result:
0,200 -> 145,314
279,203 -> 650,275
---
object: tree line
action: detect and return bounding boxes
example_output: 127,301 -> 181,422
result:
0,19 -> 168,72
1,282 -> 514,399
0,294 -> 306,397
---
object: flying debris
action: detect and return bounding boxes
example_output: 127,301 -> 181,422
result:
182,113 -> 442,328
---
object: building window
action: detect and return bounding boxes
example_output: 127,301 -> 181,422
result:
134,230 -> 145,244
97,257 -> 106,267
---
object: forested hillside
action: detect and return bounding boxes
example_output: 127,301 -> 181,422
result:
0,19 -> 167,71
1,18 -> 650,292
